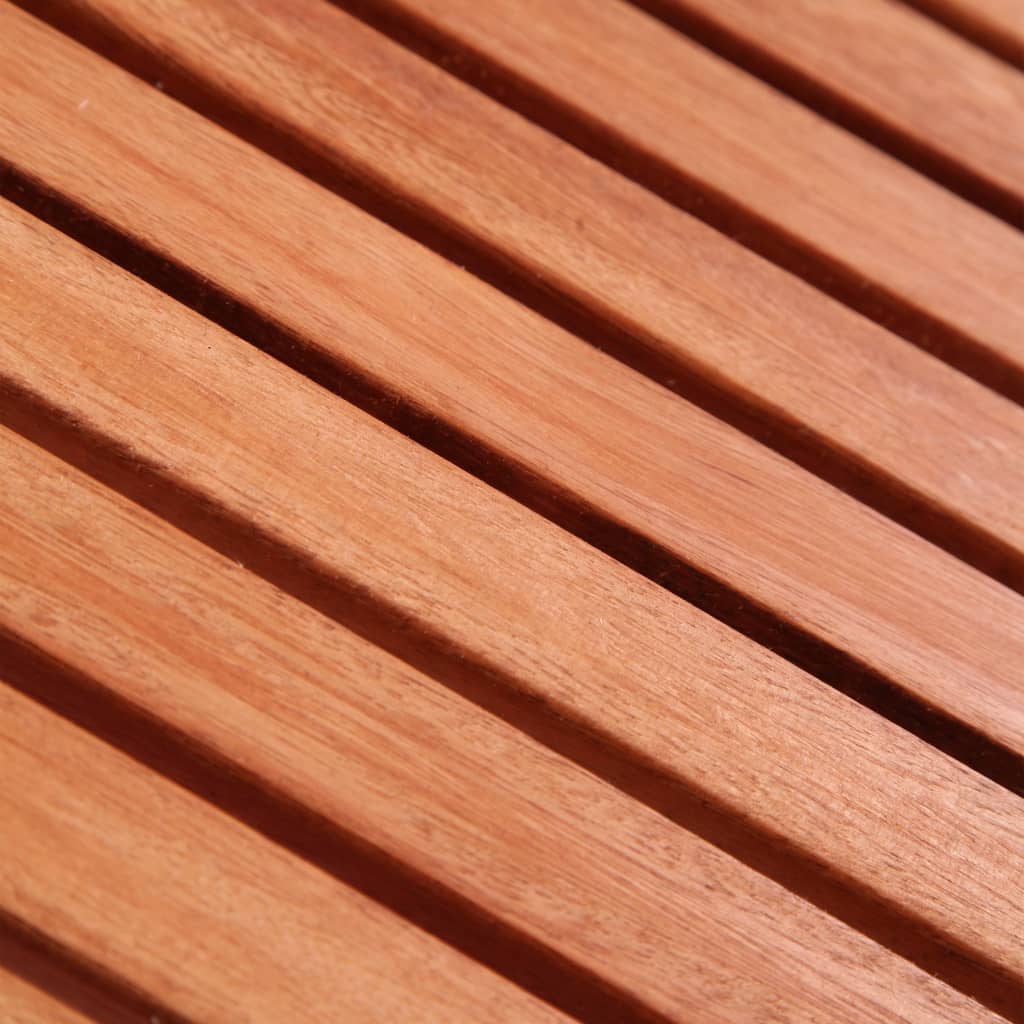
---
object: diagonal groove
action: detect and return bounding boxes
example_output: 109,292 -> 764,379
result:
1,185 -> 1022,1020
13,0 -> 1024,600
625,0 -> 1023,227
0,907 -> 191,1024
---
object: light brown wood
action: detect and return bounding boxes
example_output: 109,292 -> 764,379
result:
25,0 -> 1024,596
336,0 -> 1024,400
0,969 -> 92,1024
1,8 -> 1023,770
0,683 -> 568,1024
634,0 -> 1024,222
904,0 -> 1024,67
2,429 -> 1005,1023
2,203 -> 1022,1014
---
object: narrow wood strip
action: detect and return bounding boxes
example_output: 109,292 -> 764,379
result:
1,206 -> 1022,1015
1,436 -> 1007,1023
0,684 -> 568,1024
2,12 -> 1023,773
330,0 -> 1024,403
900,0 -> 1024,68
17,2 -> 1024,603
0,965 -> 96,1024
630,0 -> 1024,224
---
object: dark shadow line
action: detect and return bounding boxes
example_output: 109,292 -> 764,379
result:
895,0 -> 1024,70
0,189 -> 1021,1017
323,0 -> 1024,408
0,908 -> 191,1024
11,0 -> 1023,600
626,0 -> 1024,228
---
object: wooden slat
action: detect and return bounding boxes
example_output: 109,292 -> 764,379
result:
2,431 -> 1005,1023
2,205 -> 1022,1015
632,0 -> 1024,222
19,0 -> 1024,598
903,0 -> 1024,68
0,969 -> 92,1024
0,687 -> 567,1024
2,7 -> 1023,772
334,0 -> 1024,402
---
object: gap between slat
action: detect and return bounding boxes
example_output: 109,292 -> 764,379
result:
625,0 -> 1023,227
0,908 -> 190,1024
1,590 -> 1021,1022
2,184 -> 1023,1016
12,0 -> 1023,602
323,0 -> 1024,408
896,0 -> 1024,70
3,169 -> 1021,805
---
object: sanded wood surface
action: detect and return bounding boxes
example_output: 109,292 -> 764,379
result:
2,10 -> 1024,777
3,428 -> 1008,1023
21,0 -> 1024,596
336,0 -> 1024,401
3,203 -> 1023,1018
633,0 -> 1024,222
0,684 -> 568,1024
2,1 -> 1022,1019
904,0 -> 1024,67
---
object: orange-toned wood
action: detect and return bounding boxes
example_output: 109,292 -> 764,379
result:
2,205 -> 1022,1014
23,0 -> 1024,595
2,430 -> 1006,1022
0,969 -> 92,1024
0,684 -> 568,1024
335,0 -> 1024,401
903,0 -> 1024,68
2,11 -> 1023,770
633,0 -> 1024,222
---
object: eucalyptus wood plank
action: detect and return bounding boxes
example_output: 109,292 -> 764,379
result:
1,10 -> 1023,776
0,969 -> 94,1024
902,0 -> 1024,67
1,204 -> 1022,1014
19,0 -> 1024,595
329,0 -> 1024,401
632,0 -> 1024,222
2,430 -> 1007,1022
0,693 -> 568,1023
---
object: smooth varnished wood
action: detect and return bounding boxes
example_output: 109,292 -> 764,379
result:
633,0 -> 1024,222
24,0 -> 1024,593
2,203 -> 1022,1014
0,684 -> 569,1024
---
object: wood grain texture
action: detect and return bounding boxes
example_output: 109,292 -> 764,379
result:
20,0 -> 1024,598
0,684 -> 568,1024
2,8 -> 1023,771
1,431 -> 1005,1024
333,0 -> 1024,401
902,0 -> 1024,68
2,204 -> 1023,1016
0,969 -> 93,1024
632,0 -> 1024,222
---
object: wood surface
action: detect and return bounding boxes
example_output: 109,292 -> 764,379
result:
0,683 -> 568,1024
2,6 -> 1023,777
631,0 -> 1024,222
19,0 -> 1024,597
902,0 -> 1024,67
332,0 -> 1024,402
2,428 -> 1006,1023
0,968 -> 93,1024
2,202 -> 1023,1018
